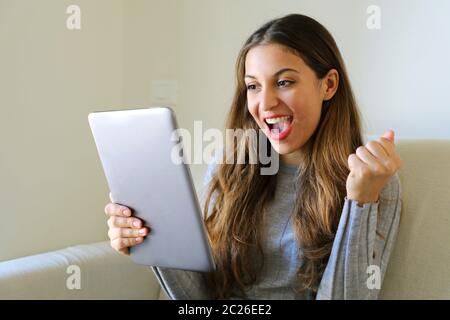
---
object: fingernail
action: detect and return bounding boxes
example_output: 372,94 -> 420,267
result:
133,220 -> 140,227
123,209 -> 131,216
136,237 -> 143,242
139,228 -> 146,235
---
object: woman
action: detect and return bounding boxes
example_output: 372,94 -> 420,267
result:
104,14 -> 402,300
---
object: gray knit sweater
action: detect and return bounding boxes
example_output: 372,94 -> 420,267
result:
151,160 -> 401,300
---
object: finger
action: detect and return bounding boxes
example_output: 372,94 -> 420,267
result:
107,216 -> 143,229
363,142 -> 401,175
375,140 -> 403,173
108,227 -> 149,240
377,136 -> 396,157
381,129 -> 395,143
111,237 -> 144,251
365,140 -> 390,161
348,153 -> 368,172
355,146 -> 385,173
104,203 -> 132,217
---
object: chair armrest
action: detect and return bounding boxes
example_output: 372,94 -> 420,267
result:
0,241 -> 160,299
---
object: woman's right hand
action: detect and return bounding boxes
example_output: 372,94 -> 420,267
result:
105,193 -> 150,255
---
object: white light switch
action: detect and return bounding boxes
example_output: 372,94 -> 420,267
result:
151,80 -> 178,106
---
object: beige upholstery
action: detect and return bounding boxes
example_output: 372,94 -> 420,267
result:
0,242 -> 160,299
0,140 -> 448,299
380,140 -> 450,299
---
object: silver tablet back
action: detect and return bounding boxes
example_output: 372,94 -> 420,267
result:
88,107 -> 216,272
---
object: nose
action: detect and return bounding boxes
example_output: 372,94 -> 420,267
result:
260,87 -> 279,111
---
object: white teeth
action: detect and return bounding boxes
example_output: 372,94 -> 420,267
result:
265,116 -> 292,124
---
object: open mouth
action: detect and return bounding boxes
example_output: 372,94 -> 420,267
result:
264,115 -> 293,133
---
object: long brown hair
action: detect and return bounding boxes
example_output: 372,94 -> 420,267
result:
202,14 -> 363,299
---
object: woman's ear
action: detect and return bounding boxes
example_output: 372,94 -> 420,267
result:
322,69 -> 339,101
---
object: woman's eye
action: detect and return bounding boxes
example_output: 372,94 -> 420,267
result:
247,81 -> 293,91
277,80 -> 293,87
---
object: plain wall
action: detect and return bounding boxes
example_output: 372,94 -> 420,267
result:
0,0 -> 125,261
122,0 -> 179,107
1,0 -> 449,261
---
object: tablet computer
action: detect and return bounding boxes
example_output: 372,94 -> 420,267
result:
88,107 -> 216,272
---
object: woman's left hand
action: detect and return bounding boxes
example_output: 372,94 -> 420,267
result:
346,130 -> 403,206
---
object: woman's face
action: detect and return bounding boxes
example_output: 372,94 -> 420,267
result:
244,43 -> 338,165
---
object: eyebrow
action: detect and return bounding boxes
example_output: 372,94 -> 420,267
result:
244,68 -> 299,79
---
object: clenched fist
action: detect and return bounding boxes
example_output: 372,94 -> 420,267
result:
346,130 -> 403,206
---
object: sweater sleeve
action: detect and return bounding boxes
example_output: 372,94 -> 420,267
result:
316,173 -> 402,300
150,157 -> 219,300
